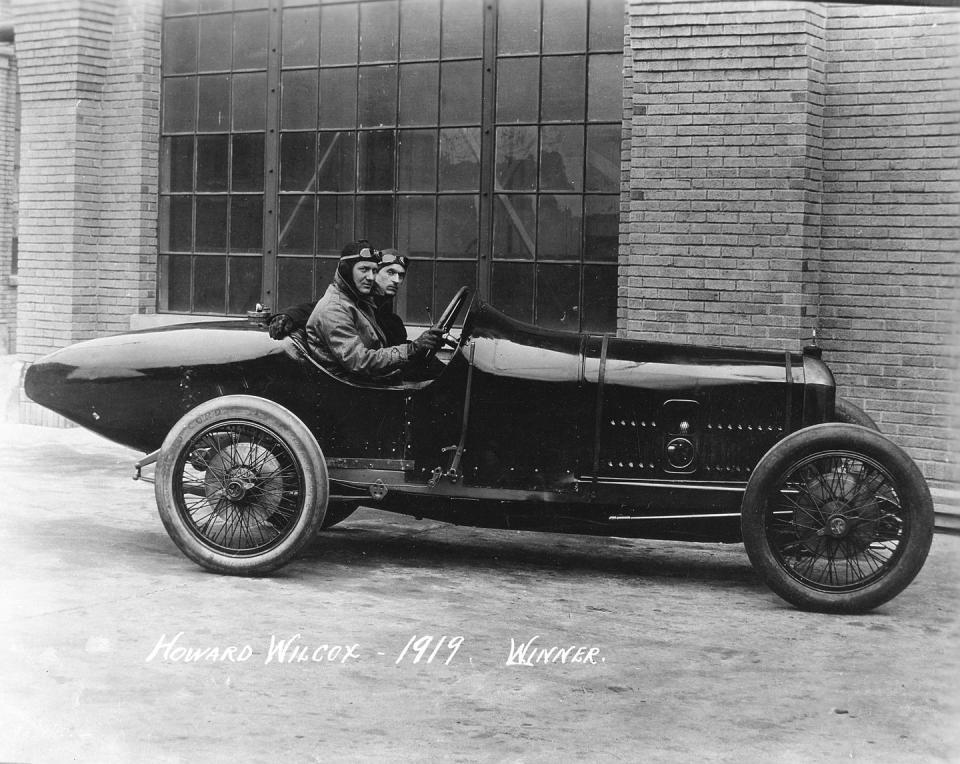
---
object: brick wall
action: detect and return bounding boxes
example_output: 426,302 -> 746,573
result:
819,4 -> 960,488
623,0 -> 959,491
0,40 -> 16,355
625,0 -> 827,349
13,0 -> 160,361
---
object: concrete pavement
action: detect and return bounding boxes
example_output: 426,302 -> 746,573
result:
1,422 -> 958,763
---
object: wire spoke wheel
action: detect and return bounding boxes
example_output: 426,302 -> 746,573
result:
176,423 -> 304,556
768,451 -> 904,593
155,396 -> 327,574
741,424 -> 933,613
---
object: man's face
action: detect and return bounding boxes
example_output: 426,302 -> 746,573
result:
375,264 -> 407,297
351,261 -> 377,294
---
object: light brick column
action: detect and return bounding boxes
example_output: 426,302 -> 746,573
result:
13,0 -> 160,362
624,0 -> 826,349
0,38 -> 16,355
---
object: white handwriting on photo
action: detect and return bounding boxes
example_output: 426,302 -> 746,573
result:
144,632 -> 604,667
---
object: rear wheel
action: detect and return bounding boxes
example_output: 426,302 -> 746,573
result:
155,396 -> 328,574
741,423 -> 933,613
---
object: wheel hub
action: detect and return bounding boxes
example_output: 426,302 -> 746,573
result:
826,514 -> 849,538
224,468 -> 256,502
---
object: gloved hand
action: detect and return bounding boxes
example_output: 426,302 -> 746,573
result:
268,314 -> 294,340
410,328 -> 444,357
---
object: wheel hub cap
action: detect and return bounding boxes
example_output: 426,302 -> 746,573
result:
827,514 -> 849,538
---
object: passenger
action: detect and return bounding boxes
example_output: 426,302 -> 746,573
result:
304,242 -> 442,382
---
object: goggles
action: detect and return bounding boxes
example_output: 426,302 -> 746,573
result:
378,250 -> 410,270
355,247 -> 382,262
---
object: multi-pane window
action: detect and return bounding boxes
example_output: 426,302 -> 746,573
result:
159,0 -> 624,331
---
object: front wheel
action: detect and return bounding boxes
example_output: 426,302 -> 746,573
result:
741,424 -> 933,613
833,397 -> 879,430
155,396 -> 328,574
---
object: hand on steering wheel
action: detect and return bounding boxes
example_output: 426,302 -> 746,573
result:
423,286 -> 470,361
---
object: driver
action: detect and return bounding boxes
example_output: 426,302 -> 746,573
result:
268,243 -> 409,346
305,242 -> 442,382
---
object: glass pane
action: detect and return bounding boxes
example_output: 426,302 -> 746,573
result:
496,57 -> 538,124
401,0 -> 440,61
317,196 -> 355,255
235,0 -> 268,8
588,53 -> 622,122
232,133 -> 264,192
397,195 -> 436,257
277,257 -> 314,309
540,125 -> 584,192
439,128 -> 480,191
360,0 -> 398,63
436,261 -> 475,324
228,257 -> 262,313
314,257 -> 339,295
232,72 -> 266,130
320,4 -> 358,66
163,17 -> 197,75
280,132 -> 317,192
317,132 -> 356,192
161,136 -> 193,193
356,195 -> 395,248
319,68 -> 358,129
584,194 -> 618,261
282,7 -> 319,67
359,65 -> 398,128
538,195 -> 582,260
194,256 -> 226,312
162,196 -> 193,252
586,124 -> 620,192
198,75 -> 230,131
358,130 -> 396,191
582,264 -> 617,331
495,126 -> 537,191
543,0 -> 586,54
493,194 -> 535,259
403,258 -> 434,325
198,14 -> 231,72
230,195 -> 263,252
542,55 -> 585,122
497,0 -> 540,56
536,263 -> 579,329
279,194 -> 315,254
437,195 -> 478,257
196,135 -> 228,191
440,60 -> 482,125
399,63 -> 438,127
163,77 -> 196,132
165,0 -> 196,16
199,0 -> 229,11
281,70 -> 318,130
196,196 -> 228,251
234,11 -> 269,69
492,262 -> 533,323
590,0 -> 625,51
398,130 -> 437,191
159,254 -> 191,312
442,0 -> 482,58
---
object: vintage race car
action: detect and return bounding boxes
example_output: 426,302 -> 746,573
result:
25,288 -> 934,613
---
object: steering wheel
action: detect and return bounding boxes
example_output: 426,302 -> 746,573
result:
425,286 -> 470,361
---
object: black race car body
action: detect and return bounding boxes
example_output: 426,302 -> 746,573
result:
24,293 -> 933,613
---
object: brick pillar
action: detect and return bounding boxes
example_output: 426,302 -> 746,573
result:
0,38 -> 16,355
13,0 -> 160,362
624,0 -> 826,349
